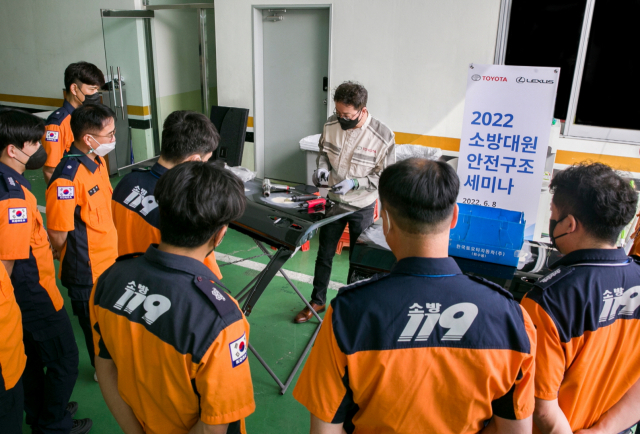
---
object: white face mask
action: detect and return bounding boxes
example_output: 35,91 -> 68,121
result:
88,135 -> 116,157
383,209 -> 392,237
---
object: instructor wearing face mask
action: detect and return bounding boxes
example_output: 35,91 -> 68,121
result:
294,81 -> 396,323
42,62 -> 106,184
46,104 -> 118,374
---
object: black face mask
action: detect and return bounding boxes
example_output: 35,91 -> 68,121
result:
82,92 -> 102,106
549,216 -> 569,251
16,145 -> 48,170
337,110 -> 362,130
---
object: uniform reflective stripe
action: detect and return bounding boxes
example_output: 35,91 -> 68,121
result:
571,260 -> 631,268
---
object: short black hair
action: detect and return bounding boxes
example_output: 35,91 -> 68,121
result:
550,162 -> 638,244
160,110 -> 220,163
155,162 -> 246,248
333,81 -> 368,110
70,104 -> 116,140
379,158 -> 460,234
64,62 -> 105,92
0,109 -> 45,153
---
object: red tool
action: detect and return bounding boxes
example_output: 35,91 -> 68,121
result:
299,197 -> 327,213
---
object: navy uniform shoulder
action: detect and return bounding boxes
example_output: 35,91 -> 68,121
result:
534,265 -> 574,290
45,106 -> 71,126
0,172 -> 26,200
48,158 -> 80,186
193,276 -> 243,323
116,252 -> 145,262
112,167 -> 157,198
466,274 -> 514,300
337,272 -> 390,296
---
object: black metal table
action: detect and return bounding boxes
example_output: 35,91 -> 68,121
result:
227,178 -> 358,394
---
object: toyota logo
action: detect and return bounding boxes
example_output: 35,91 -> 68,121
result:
471,74 -> 481,81
516,77 -> 525,83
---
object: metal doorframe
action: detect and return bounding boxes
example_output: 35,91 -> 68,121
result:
144,3 -> 215,116
100,9 -> 161,154
251,4 -> 333,179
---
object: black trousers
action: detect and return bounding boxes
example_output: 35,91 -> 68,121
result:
23,312 -> 79,434
0,377 -> 24,434
310,202 -> 375,306
65,284 -> 95,368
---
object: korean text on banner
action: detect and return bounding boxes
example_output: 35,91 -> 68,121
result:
457,64 -> 559,240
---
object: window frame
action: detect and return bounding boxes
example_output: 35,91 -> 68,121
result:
496,0 -> 640,146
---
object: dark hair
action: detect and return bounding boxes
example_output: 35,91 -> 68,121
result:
70,104 -> 116,140
155,162 -> 246,248
333,81 -> 368,110
0,109 -> 45,153
64,62 -> 105,92
160,110 -> 220,163
379,158 -> 460,234
550,162 -> 638,244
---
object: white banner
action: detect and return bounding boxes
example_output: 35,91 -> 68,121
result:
457,64 -> 559,240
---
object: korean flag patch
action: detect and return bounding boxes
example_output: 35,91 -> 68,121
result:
229,333 -> 248,368
45,131 -> 59,142
57,186 -> 75,200
8,208 -> 27,224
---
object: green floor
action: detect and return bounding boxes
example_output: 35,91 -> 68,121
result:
21,169 -> 351,433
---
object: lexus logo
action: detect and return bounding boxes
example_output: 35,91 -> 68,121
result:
471,74 -> 481,81
516,76 -> 555,84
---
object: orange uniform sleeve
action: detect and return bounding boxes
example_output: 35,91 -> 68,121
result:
0,198 -> 31,261
521,294 -> 565,401
42,124 -> 68,169
293,306 -> 351,423
46,178 -> 77,232
89,281 -> 112,360
195,318 -> 255,425
509,306 -> 537,419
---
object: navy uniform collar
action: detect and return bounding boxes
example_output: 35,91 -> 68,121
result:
0,161 -> 31,190
62,100 -> 76,115
391,256 -> 463,277
551,248 -> 631,269
143,245 -> 218,282
150,162 -> 169,178
67,144 -> 102,174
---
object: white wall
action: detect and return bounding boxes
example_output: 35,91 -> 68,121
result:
215,0 -> 502,140
0,0 -> 141,104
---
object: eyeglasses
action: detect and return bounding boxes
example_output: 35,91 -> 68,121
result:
333,108 -> 361,121
92,131 -> 117,140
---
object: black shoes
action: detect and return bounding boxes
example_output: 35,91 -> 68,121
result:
66,401 -> 78,418
71,418 -> 93,434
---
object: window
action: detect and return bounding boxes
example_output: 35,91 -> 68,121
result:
498,0 -> 640,145
504,0 -> 587,121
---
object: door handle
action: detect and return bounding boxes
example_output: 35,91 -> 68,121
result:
110,66 -> 118,120
117,66 -> 124,119
323,77 -> 328,91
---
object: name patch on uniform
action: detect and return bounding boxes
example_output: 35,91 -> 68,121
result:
229,333 -> 248,368
57,186 -> 75,200
88,185 -> 99,196
45,131 -> 59,142
8,207 -> 27,224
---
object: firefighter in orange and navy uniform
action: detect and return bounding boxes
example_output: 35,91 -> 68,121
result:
46,104 -> 118,370
42,62 -> 105,184
0,110 -> 94,433
91,162 -> 254,434
0,252 -> 27,434
112,110 -> 222,279
294,159 -> 536,434
521,163 -> 640,433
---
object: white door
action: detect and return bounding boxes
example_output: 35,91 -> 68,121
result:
262,8 -> 330,183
